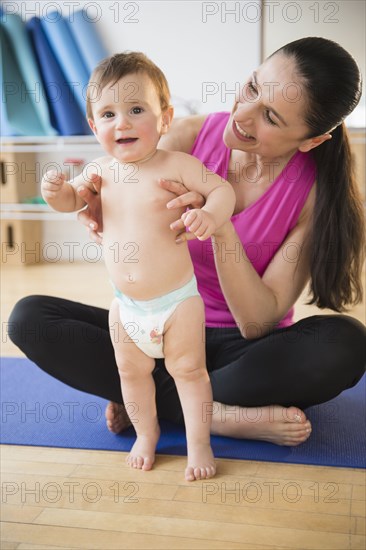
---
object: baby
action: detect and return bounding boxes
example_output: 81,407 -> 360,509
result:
41,52 -> 235,481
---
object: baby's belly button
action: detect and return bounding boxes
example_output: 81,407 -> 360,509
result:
126,273 -> 135,283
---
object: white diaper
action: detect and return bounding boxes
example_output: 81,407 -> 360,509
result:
113,275 -> 200,358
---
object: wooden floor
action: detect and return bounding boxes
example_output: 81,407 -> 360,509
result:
1,262 -> 365,550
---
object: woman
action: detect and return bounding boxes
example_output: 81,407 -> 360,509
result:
9,37 -> 366,446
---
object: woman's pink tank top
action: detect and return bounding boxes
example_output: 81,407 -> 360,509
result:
189,112 -> 316,328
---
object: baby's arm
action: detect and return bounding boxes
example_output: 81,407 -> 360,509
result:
177,153 -> 236,240
41,171 -> 86,212
41,157 -> 106,212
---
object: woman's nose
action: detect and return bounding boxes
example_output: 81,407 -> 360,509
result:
234,101 -> 256,124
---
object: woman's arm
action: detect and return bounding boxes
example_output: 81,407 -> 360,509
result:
211,186 -> 316,339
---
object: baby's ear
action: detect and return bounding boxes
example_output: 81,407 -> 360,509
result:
161,106 -> 174,134
88,118 -> 97,135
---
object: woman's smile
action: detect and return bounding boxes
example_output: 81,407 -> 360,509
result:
233,120 -> 256,141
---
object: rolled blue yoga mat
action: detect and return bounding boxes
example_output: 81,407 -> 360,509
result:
27,17 -> 91,136
0,25 -> 18,136
0,14 -> 56,136
41,13 -> 90,113
66,9 -> 108,74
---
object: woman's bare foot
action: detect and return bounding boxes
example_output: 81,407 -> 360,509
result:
185,442 -> 216,482
211,403 -> 312,446
126,425 -> 161,471
105,402 -> 131,434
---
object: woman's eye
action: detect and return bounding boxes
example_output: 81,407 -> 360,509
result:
264,110 -> 277,126
247,82 -> 258,96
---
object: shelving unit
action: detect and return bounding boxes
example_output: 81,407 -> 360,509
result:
348,128 -> 366,203
0,136 -> 102,266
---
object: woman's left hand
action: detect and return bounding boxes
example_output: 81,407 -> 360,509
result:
159,178 -> 205,243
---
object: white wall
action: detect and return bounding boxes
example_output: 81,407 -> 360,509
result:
2,0 -> 262,114
262,0 -> 365,123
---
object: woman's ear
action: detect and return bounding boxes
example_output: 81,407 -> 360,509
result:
299,133 -> 332,152
161,106 -> 174,135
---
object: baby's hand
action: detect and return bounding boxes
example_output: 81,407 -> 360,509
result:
41,170 -> 66,200
181,209 -> 216,241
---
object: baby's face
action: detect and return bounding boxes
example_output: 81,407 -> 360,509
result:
89,72 -> 171,163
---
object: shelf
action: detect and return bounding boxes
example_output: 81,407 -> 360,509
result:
1,203 -> 78,221
0,135 -> 102,153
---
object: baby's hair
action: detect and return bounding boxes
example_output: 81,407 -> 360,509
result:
86,51 -> 171,120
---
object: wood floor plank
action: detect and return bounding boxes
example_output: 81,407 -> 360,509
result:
32,507 -> 353,549
0,504 -> 44,524
255,462 -> 365,485
174,484 -> 352,516
0,542 -> 19,550
0,522 -> 271,550
350,535 -> 366,550
0,492 -> 354,534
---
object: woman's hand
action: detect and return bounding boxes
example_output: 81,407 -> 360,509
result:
159,178 -> 205,243
76,174 -> 103,244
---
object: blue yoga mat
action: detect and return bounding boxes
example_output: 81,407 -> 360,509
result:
65,9 -> 108,74
41,12 -> 90,113
0,24 -> 18,136
0,13 -> 56,136
1,358 -> 365,468
27,17 -> 91,136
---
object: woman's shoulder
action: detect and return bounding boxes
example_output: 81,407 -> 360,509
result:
159,114 -> 208,153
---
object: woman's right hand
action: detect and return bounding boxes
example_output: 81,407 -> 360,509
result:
76,173 -> 103,244
159,178 -> 206,243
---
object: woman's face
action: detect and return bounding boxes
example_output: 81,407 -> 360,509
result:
223,53 -> 315,160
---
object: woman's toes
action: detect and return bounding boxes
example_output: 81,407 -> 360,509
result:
286,406 -> 307,424
105,402 -> 130,433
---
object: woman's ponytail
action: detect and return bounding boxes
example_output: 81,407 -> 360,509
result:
275,37 -> 364,311
309,123 -> 365,310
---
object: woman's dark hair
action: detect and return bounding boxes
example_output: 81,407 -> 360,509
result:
273,37 -> 365,311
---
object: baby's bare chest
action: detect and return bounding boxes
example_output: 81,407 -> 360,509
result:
101,168 -> 184,229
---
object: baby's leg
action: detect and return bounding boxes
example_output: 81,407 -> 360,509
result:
109,299 -> 159,470
163,296 -> 216,481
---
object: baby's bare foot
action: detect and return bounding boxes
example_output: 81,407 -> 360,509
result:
185,442 -> 216,482
126,425 -> 161,471
212,403 -> 312,446
105,402 -> 131,434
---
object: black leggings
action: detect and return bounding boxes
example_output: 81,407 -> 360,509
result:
8,295 -> 366,424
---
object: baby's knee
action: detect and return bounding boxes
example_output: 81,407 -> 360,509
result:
165,355 -> 207,382
116,352 -> 154,380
